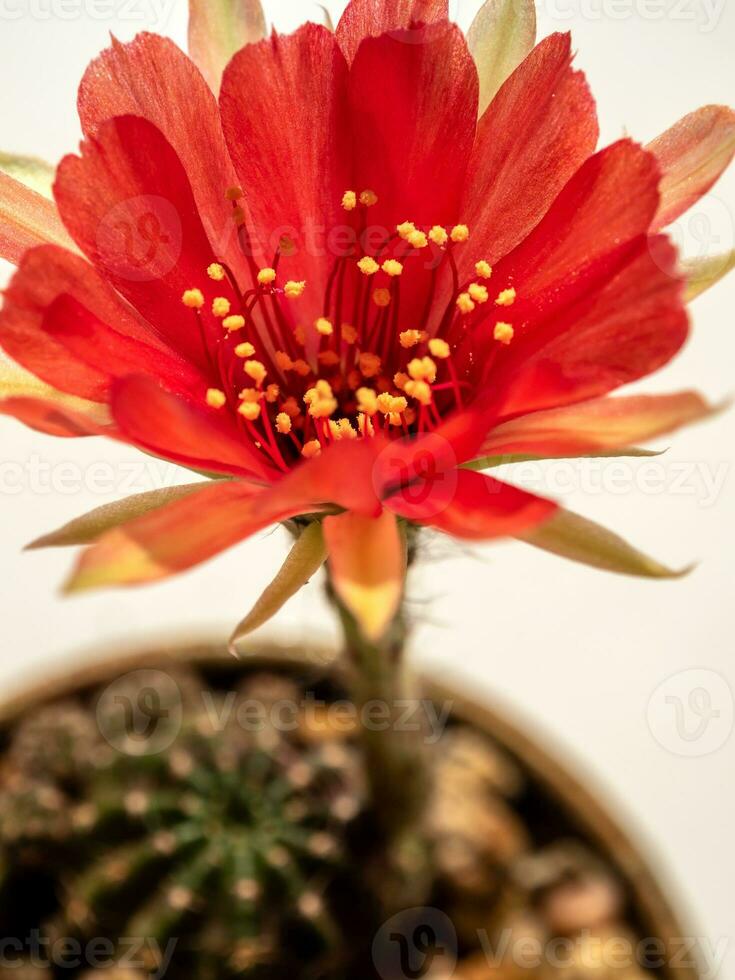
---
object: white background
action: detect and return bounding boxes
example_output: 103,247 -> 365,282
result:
0,0 -> 733,974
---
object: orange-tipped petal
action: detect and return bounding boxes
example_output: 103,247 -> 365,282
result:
323,509 -> 406,642
0,171 -> 74,264
648,105 -> 735,231
0,151 -> 54,198
476,391 -> 716,460
188,0 -> 266,93
0,360 -> 110,437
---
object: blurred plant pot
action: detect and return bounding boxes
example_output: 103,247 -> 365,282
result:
0,638 -> 699,980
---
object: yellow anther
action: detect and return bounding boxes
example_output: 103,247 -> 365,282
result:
294,325 -> 306,346
315,317 -> 333,336
359,189 -> 378,206
276,412 -> 292,434
318,350 -> 340,367
377,393 -> 407,415
468,282 -> 489,304
495,287 -> 516,307
450,224 -> 469,243
302,440 -> 322,458
257,267 -> 277,286
356,387 -> 378,416
182,288 -> 204,309
393,371 -> 409,390
212,297 -> 231,318
475,260 -> 492,279
234,341 -> 256,358
399,329 -> 425,349
265,383 -> 280,403
358,413 -> 375,437
232,206 -> 246,226
407,356 -> 437,384
407,230 -> 428,249
244,360 -> 267,386
275,350 -> 293,371
397,221 -> 416,240
428,225 -> 448,246
493,322 -> 514,344
404,379 -> 432,405
238,401 -> 262,421
428,338 -> 450,359
304,380 -> 337,418
372,287 -> 391,307
239,388 -> 262,404
225,186 -> 243,200
207,263 -> 226,281
341,323 -> 358,344
330,417 -> 358,440
205,388 -> 226,409
284,280 -> 306,299
357,256 -> 379,276
381,258 -> 403,277
456,292 -> 475,315
342,190 -> 357,211
223,314 -> 246,332
358,352 -> 381,378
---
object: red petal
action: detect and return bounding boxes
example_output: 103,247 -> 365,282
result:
323,509 -> 405,640
492,236 -> 688,417
65,438 -> 388,590
373,408 -> 493,496
495,140 -> 660,305
462,33 -> 598,269
336,0 -> 448,63
64,479 -> 297,590
220,25 -> 351,324
43,294 -> 206,400
647,105 -> 735,231
111,375 -> 278,481
54,115 -> 229,369
0,171 -> 75,264
0,395 -> 110,437
386,467 -> 556,540
0,245 -> 152,402
480,390 -> 713,458
77,33 -> 245,275
349,22 -> 478,229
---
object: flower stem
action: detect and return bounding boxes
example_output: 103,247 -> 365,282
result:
326,571 -> 434,912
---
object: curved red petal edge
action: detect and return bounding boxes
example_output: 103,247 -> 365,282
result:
77,31 -> 245,277
335,0 -> 449,63
349,21 -> 478,230
462,32 -> 599,271
110,374 -> 279,482
219,23 -> 351,328
386,467 -> 557,540
0,396 -> 111,438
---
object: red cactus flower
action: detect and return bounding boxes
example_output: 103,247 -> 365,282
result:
1,0 -> 733,640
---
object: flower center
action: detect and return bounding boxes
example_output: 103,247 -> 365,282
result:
182,187 -> 518,473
